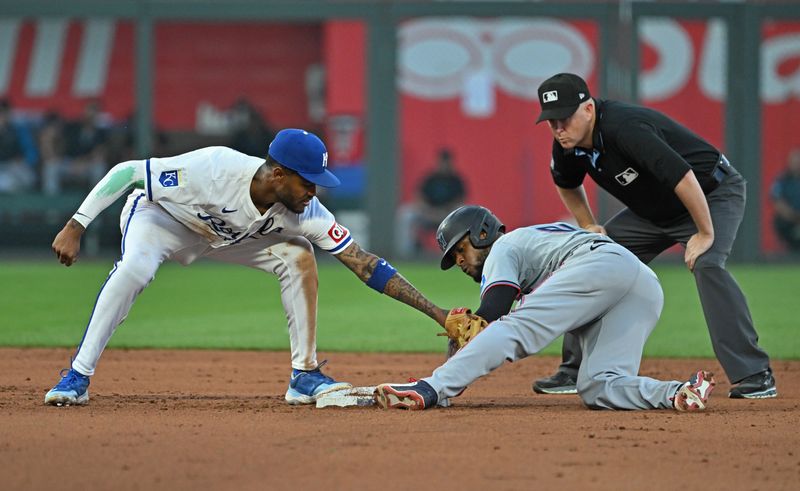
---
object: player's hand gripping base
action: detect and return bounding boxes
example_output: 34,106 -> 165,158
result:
440,307 -> 489,349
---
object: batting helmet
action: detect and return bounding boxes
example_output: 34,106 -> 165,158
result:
436,205 -> 505,270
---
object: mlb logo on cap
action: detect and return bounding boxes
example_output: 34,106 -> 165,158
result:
536,73 -> 592,123
268,129 -> 340,188
543,90 -> 559,103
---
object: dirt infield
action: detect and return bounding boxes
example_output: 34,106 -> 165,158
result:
1,348 -> 797,491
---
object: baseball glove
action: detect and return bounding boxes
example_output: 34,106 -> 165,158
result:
439,307 -> 489,350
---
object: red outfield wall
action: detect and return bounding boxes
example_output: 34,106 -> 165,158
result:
2,18 -> 798,252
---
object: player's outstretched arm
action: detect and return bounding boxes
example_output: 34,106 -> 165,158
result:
51,160 -> 146,266
335,242 -> 448,327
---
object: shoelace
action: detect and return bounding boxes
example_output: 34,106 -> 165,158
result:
313,360 -> 337,383
57,356 -> 80,381
297,359 -> 336,383
55,368 -> 86,388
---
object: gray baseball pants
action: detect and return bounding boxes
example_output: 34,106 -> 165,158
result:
557,165 -> 771,384
424,242 -> 683,410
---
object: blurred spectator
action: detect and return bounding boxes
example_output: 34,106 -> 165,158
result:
396,148 -> 467,258
41,100 -> 109,195
229,98 -> 276,157
39,111 -> 67,195
0,99 -> 37,193
105,115 -> 136,164
771,148 -> 800,252
106,111 -> 173,161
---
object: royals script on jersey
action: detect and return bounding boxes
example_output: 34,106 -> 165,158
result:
145,146 -> 352,252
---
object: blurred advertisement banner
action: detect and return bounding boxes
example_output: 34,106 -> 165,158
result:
0,20 -> 320,130
2,17 -> 799,252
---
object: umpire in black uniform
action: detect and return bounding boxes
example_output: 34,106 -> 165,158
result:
532,73 -> 776,399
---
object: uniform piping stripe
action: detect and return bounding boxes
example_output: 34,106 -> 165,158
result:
145,158 -> 153,201
328,235 -> 353,254
121,193 -> 145,255
73,192 -> 145,362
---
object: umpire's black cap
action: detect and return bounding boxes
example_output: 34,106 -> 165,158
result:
536,73 -> 591,123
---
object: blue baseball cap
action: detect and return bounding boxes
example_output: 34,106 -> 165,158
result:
268,129 -> 340,188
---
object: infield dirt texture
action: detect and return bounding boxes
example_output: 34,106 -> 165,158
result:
1,348 -> 797,490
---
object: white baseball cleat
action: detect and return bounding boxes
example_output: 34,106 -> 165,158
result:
673,370 -> 716,412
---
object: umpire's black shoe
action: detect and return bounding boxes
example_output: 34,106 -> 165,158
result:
728,370 -> 778,399
532,371 -> 577,395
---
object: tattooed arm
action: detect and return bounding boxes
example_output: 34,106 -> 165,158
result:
335,242 -> 448,327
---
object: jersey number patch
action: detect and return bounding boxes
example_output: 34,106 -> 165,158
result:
535,223 -> 578,233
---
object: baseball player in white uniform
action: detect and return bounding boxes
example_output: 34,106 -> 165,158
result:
375,205 -> 716,412
45,129 -> 448,406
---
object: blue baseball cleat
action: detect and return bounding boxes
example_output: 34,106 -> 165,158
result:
45,368 -> 90,407
285,360 -> 352,405
374,379 -> 439,410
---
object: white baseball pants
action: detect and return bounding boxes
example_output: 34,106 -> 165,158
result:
71,192 -> 320,376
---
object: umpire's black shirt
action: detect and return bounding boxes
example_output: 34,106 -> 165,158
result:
550,98 -> 723,225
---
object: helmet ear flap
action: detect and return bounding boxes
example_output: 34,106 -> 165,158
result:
437,205 -> 504,269
468,211 -> 505,249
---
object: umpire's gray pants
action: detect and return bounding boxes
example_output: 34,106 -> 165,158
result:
558,167 -> 771,383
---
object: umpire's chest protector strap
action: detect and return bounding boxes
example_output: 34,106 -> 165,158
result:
366,258 -> 397,293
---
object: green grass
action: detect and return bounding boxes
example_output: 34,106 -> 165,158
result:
0,259 -> 797,359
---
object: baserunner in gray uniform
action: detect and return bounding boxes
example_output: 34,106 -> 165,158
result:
374,205 -> 716,412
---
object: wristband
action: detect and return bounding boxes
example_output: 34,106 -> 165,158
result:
366,258 -> 397,293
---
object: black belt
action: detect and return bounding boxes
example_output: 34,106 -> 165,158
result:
705,154 -> 734,194
711,154 -> 732,184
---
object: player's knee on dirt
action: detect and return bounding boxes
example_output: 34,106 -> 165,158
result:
576,376 -> 612,409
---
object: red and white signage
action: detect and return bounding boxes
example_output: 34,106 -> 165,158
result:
2,17 -> 799,252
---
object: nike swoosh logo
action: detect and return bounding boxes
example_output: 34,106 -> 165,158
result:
221,207 -> 238,213
589,240 -> 612,251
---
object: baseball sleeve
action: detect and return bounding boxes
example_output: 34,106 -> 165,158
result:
72,160 -> 147,228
